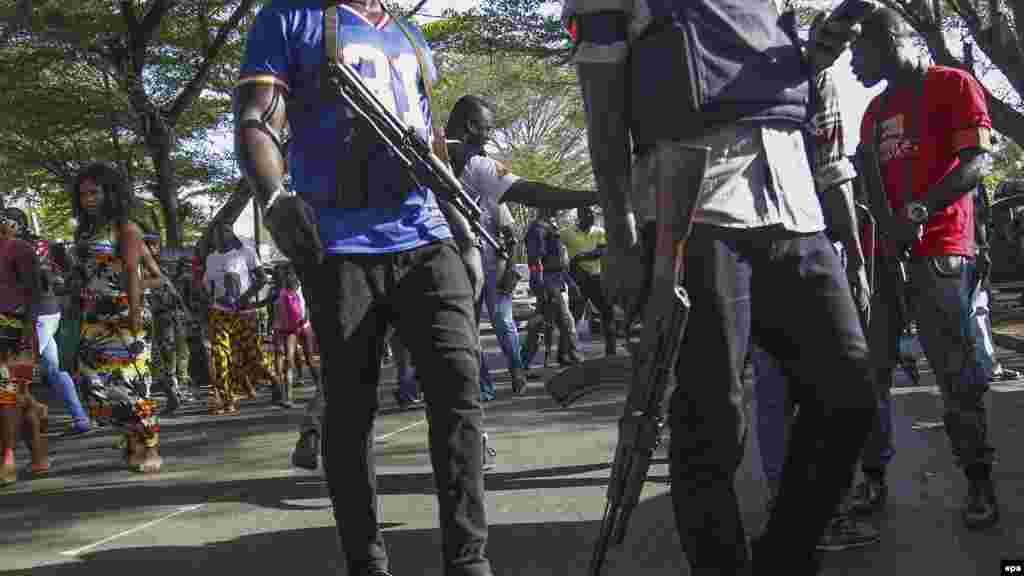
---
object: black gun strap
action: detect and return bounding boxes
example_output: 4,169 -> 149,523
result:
873,74 -> 925,249
324,2 -> 371,209
324,2 -> 440,210
872,73 -> 925,330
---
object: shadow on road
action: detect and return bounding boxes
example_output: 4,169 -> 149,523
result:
9,493 -> 687,576
0,460 -> 672,552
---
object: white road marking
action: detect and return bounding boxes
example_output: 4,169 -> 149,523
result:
59,503 -> 205,557
375,419 -> 427,441
891,381 -> 1024,395
51,387 -> 562,556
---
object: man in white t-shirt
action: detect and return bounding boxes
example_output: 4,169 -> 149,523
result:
202,224 -> 290,412
445,95 -> 597,397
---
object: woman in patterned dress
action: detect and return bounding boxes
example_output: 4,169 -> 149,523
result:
69,163 -> 162,474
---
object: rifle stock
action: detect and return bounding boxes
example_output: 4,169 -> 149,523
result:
590,143 -> 708,576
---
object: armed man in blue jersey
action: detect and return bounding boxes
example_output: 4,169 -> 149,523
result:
564,0 -> 876,573
234,2 -> 494,575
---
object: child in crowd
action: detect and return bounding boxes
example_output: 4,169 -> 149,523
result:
274,266 -> 320,392
0,332 -> 49,484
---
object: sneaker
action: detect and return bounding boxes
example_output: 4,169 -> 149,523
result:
963,476 -> 1000,530
558,351 -> 583,367
63,422 -> 95,437
291,431 -> 320,471
991,367 -> 1023,382
482,432 -> 496,471
816,515 -> 881,551
161,388 -> 182,415
511,374 -> 528,395
848,478 -> 888,516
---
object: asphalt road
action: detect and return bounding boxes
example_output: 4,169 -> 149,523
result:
2,325 -> 1023,575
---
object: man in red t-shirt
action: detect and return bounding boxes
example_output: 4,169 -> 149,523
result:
849,7 -> 997,530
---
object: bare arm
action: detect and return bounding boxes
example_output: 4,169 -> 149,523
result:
140,243 -> 163,291
118,221 -> 145,332
822,179 -> 865,270
503,180 -> 598,209
577,59 -> 636,249
923,148 -> 987,215
235,83 -> 289,209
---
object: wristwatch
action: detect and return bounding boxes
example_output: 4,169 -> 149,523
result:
904,201 -> 930,225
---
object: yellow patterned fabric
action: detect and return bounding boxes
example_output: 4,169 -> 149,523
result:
0,312 -> 33,407
209,308 -> 276,410
74,225 -> 157,445
209,308 -> 239,409
0,365 -> 15,407
79,322 -> 151,380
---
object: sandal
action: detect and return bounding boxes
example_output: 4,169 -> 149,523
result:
27,461 -> 50,476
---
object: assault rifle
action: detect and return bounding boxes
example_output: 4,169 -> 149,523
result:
323,59 -> 507,260
590,143 -> 709,576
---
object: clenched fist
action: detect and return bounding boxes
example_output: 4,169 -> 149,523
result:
264,194 -> 324,269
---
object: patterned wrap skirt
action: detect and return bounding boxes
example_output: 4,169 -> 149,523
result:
0,312 -> 33,407
78,319 -> 158,446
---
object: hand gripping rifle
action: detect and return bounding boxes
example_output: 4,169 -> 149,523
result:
591,143 -> 709,576
322,59 -> 507,260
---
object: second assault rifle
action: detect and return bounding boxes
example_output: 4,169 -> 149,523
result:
322,54 -> 507,261
589,143 -> 709,575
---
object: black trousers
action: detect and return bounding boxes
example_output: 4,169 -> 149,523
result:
670,225 -> 875,575
572,268 -> 615,346
301,240 -> 492,576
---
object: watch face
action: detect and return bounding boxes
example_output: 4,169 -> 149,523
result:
907,203 -> 927,223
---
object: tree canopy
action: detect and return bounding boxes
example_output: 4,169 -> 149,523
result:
0,0 -> 259,246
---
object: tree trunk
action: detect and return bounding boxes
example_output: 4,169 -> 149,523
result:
886,0 -> 1024,146
148,115 -> 181,247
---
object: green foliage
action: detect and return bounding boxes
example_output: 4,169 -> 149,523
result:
422,0 -> 571,63
430,51 -> 592,254
0,0 -> 259,247
984,136 -> 1024,192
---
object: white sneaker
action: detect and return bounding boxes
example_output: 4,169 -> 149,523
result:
482,432 -> 496,471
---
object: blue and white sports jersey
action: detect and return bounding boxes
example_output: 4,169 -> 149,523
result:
239,0 -> 451,255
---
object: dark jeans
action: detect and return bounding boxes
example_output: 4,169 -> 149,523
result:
572,268 -> 616,347
860,261 -> 903,471
301,240 -> 492,576
670,225 -> 874,575
864,255 -> 993,471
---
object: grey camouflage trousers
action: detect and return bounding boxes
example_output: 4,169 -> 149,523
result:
151,310 -> 190,391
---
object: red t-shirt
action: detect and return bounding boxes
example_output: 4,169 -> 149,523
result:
860,66 -> 992,257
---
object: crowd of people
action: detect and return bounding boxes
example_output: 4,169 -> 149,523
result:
2,0 -> 1020,573
0,165 -> 329,481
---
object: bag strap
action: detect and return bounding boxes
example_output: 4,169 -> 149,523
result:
323,2 -> 373,208
323,2 -> 437,208
874,73 -> 926,216
383,4 -> 434,111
